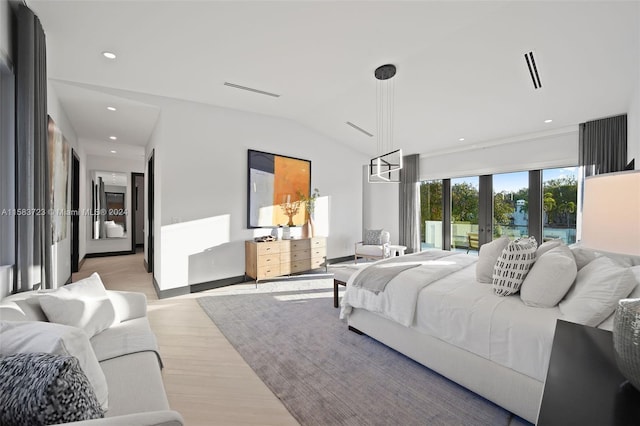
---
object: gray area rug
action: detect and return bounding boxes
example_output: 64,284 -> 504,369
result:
198,284 -> 530,426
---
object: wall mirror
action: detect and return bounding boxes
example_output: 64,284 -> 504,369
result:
92,171 -> 128,239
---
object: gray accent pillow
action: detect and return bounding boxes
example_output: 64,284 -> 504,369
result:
476,236 -> 510,283
520,244 -> 577,308
492,237 -> 538,296
0,352 -> 104,425
364,229 -> 384,245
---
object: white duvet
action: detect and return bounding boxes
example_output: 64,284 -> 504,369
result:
340,251 -> 561,381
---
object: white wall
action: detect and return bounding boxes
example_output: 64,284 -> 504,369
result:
362,165 -> 399,245
146,98 -> 367,291
84,153 -> 144,254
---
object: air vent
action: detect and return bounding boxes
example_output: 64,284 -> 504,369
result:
346,121 -> 374,137
223,82 -> 280,98
524,51 -> 542,89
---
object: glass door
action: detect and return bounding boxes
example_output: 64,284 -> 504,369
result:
420,180 -> 443,250
451,176 -> 479,252
492,171 -> 529,240
542,167 -> 578,244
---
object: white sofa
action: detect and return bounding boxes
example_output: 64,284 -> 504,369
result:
0,278 -> 183,426
342,244 -> 640,424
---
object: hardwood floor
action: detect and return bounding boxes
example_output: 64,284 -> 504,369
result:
73,252 -> 298,426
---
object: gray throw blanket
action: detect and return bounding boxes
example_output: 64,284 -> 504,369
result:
351,250 -> 457,294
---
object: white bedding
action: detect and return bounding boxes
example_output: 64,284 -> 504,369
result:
341,250 -> 561,381
340,251 -> 477,326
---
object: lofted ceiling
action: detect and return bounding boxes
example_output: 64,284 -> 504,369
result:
26,1 -> 640,160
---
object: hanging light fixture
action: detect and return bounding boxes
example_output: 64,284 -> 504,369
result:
369,63 -> 402,183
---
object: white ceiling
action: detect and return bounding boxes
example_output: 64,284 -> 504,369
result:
26,1 -> 640,159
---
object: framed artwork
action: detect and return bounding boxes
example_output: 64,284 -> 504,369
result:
48,116 -> 70,243
247,149 -> 311,228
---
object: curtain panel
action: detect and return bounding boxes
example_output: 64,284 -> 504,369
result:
15,5 -> 51,292
399,154 -> 420,253
579,114 -> 627,176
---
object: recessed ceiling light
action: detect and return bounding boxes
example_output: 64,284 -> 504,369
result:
110,150 -> 117,154
102,51 -> 116,59
107,106 -> 116,111
109,136 -> 117,140
459,138 -> 465,142
544,119 -> 553,123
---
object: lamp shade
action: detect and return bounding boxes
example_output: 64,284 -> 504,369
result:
581,170 -> 640,256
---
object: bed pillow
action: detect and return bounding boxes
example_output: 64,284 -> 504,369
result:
598,265 -> 640,330
476,236 -> 510,283
39,272 -> 117,338
492,237 -> 538,296
536,239 -> 563,258
559,256 -> 637,327
569,246 -> 598,270
0,320 -> 108,410
520,245 -> 577,308
0,353 -> 104,425
363,229 -> 384,245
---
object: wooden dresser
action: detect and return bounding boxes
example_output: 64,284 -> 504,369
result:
245,237 -> 327,281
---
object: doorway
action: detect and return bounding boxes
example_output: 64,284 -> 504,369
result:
70,150 -> 80,273
147,151 -> 154,274
131,172 -> 144,253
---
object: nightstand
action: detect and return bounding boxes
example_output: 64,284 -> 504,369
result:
537,320 -> 640,425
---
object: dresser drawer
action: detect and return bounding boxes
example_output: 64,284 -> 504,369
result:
310,247 -> 326,258
289,239 -> 311,251
257,254 -> 280,267
255,242 -> 281,256
310,237 -> 326,248
290,249 -> 311,261
257,264 -> 281,279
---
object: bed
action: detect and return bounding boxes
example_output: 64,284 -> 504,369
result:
339,247 -> 640,424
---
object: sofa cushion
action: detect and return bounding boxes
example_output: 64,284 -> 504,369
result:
90,317 -> 160,363
559,256 -> 637,327
0,352 -> 104,425
520,245 -> 577,308
0,320 -> 108,410
39,272 -> 117,338
476,236 -> 510,283
492,237 -> 538,296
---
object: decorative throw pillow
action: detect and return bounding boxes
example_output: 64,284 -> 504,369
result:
492,237 -> 538,296
39,272 -> 117,338
569,245 -> 598,270
520,245 -> 577,308
0,353 -> 104,425
475,236 -> 510,283
598,265 -> 640,330
559,256 -> 637,327
363,229 -> 384,245
0,320 -> 109,410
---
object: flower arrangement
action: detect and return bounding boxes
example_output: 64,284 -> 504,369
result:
297,188 -> 320,217
280,197 -> 301,226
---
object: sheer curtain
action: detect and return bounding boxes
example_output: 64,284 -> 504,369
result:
579,114 -> 627,176
399,154 -> 420,253
15,5 -> 51,292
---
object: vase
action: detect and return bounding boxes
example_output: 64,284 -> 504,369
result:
307,215 -> 315,238
613,298 -> 640,391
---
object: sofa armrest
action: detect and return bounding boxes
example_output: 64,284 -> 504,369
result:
107,291 -> 147,322
59,410 -> 184,426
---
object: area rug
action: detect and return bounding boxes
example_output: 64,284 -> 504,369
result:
197,284 -> 526,426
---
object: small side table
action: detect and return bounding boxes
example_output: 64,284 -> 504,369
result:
537,320 -> 640,425
389,245 -> 406,256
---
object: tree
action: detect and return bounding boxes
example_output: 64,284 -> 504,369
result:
420,181 -> 443,241
451,182 -> 478,223
543,176 -> 577,227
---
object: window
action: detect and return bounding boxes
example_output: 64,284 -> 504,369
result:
451,176 -> 479,251
542,167 -> 578,244
492,171 -> 529,240
420,180 -> 443,249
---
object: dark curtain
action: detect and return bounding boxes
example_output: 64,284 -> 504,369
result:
15,5 -> 51,292
579,114 -> 627,176
399,154 -> 420,253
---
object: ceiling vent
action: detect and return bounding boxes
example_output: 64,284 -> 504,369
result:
524,51 -> 542,89
346,121 -> 373,137
223,82 -> 280,98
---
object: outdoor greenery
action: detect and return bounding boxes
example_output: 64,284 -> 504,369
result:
419,176 -> 578,242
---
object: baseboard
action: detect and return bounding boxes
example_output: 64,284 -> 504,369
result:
64,275 -> 72,285
152,276 -> 190,299
190,275 -> 246,293
78,257 -> 86,270
327,255 -> 354,265
144,259 -> 149,272
84,251 -> 134,258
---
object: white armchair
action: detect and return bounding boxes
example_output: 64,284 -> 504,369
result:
355,230 -> 391,263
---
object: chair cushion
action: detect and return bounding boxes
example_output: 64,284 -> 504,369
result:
364,229 -> 384,245
356,245 -> 385,257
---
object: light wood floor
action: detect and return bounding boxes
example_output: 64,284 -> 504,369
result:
73,252 -> 298,426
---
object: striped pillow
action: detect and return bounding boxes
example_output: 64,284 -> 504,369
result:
493,237 -> 538,296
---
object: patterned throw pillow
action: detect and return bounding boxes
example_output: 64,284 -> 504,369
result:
492,237 -> 538,296
0,352 -> 105,425
364,229 -> 384,245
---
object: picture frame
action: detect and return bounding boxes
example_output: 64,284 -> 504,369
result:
247,149 -> 311,228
